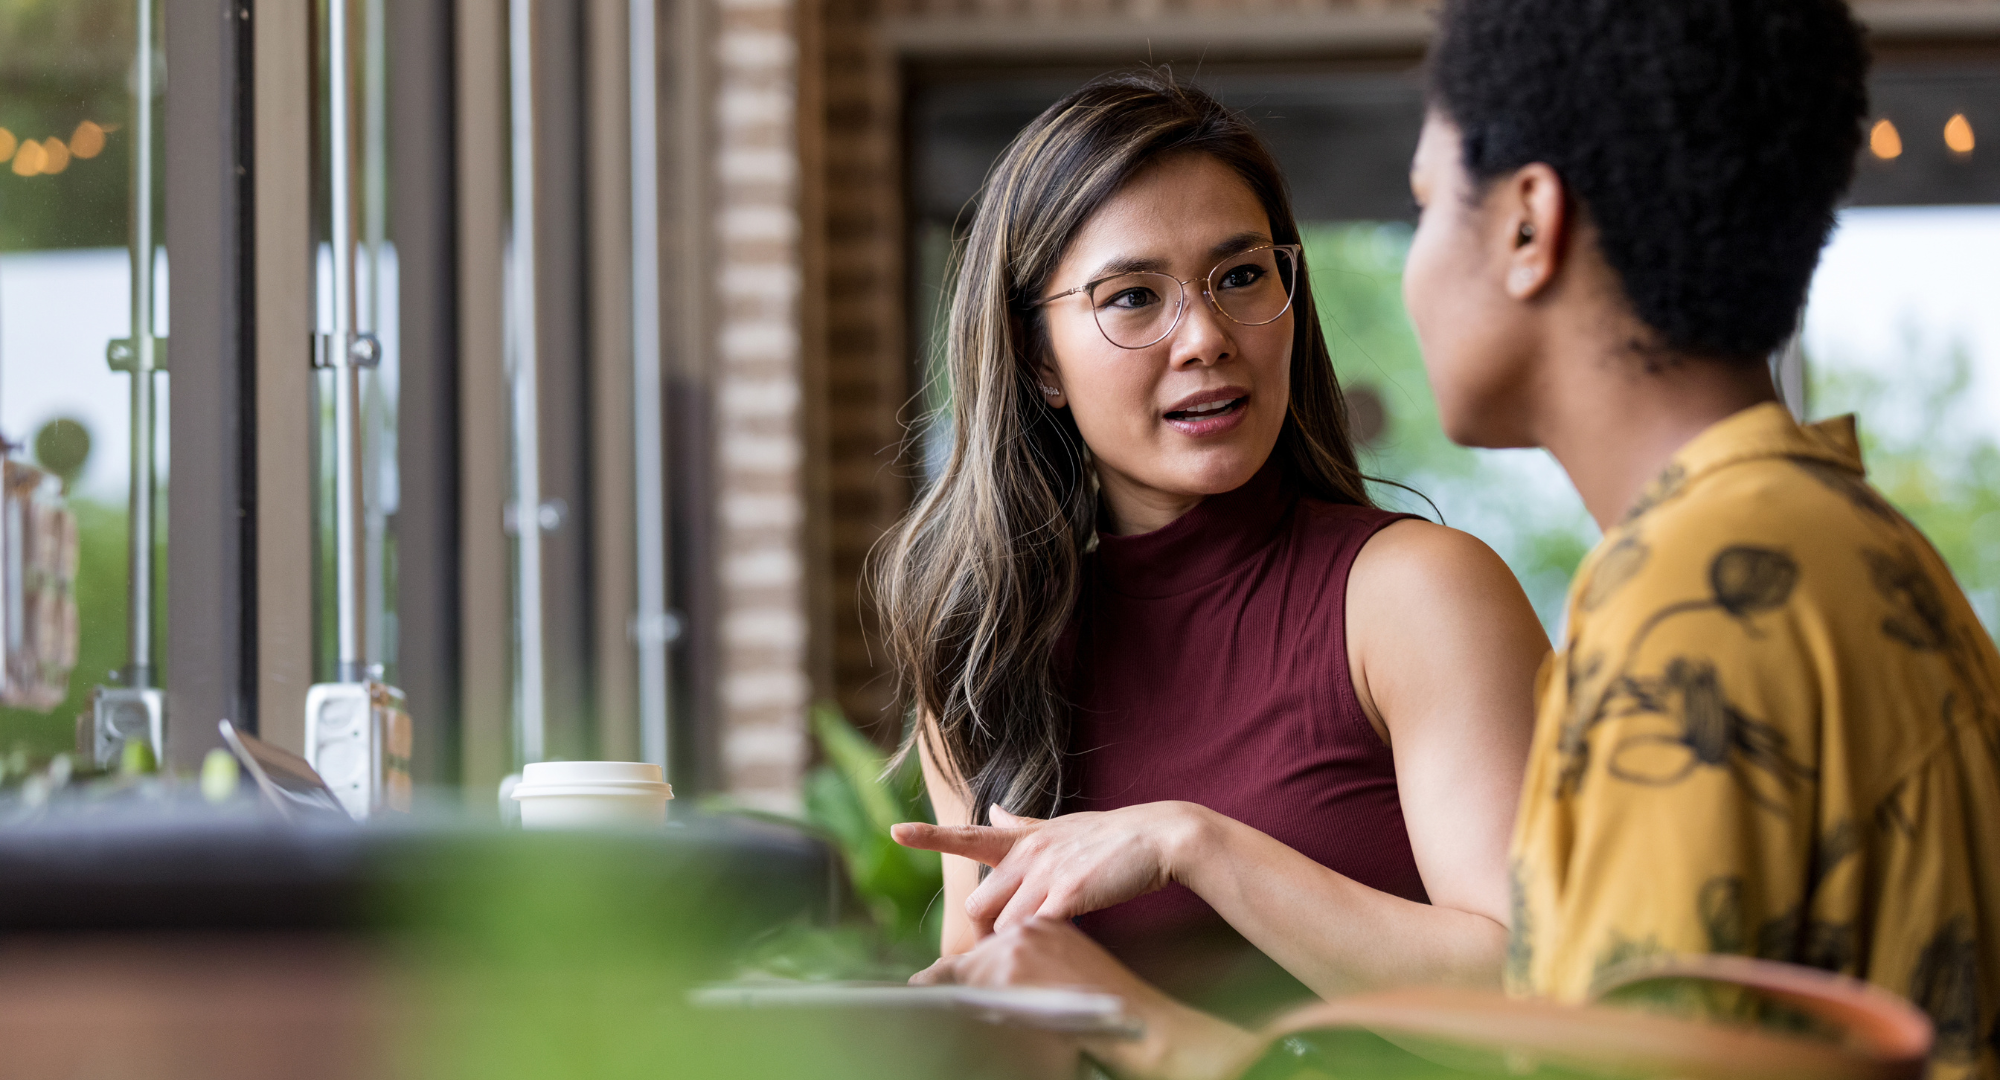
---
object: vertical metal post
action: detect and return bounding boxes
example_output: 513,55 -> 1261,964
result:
127,0 -> 157,691
508,0 -> 546,765
329,0 -> 369,684
362,0 -> 390,674
630,0 -> 670,770
89,0 -> 168,768
309,0 -> 412,819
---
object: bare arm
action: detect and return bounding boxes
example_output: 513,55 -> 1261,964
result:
915,726 -> 982,956
1166,522 -> 1545,993
898,521 -> 1547,996
1349,520 -> 1546,933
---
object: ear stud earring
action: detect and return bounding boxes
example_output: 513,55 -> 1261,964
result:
1040,385 -> 1062,397
1516,222 -> 1536,246
1509,267 -> 1535,291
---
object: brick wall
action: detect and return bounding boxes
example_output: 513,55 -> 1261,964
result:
713,0 -> 812,811
815,0 -> 909,741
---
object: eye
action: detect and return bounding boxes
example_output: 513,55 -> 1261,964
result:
1102,286 -> 1160,310
1216,263 -> 1266,291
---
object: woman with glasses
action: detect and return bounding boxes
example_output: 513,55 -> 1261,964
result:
874,72 -> 1550,1077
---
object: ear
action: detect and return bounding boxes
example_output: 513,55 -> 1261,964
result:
1498,163 -> 1568,302
1033,359 -> 1067,408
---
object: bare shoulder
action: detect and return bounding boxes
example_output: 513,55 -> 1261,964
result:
1345,519 -> 1549,732
1348,518 -> 1534,619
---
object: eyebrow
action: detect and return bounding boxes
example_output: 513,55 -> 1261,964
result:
1086,231 -> 1276,281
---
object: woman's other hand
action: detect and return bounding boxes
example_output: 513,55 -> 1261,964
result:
910,918 -> 1261,1080
893,802 -> 1213,936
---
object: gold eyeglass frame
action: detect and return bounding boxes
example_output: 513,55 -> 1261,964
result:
1029,243 -> 1304,351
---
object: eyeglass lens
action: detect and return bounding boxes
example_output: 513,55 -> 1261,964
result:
1087,246 -> 1298,350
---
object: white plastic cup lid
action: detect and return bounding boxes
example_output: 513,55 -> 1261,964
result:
511,760 -> 673,799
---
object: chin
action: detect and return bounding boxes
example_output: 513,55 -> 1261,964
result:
1175,443 -> 1272,495
1439,401 -> 1533,450
1437,404 -> 1496,449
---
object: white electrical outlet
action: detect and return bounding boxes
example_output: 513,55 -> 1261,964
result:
304,681 -> 413,820
88,687 -> 165,769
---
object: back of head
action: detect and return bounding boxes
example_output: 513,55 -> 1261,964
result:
1428,0 -> 1871,362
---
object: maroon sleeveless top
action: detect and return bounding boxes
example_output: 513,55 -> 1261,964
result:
1060,457 -> 1425,1018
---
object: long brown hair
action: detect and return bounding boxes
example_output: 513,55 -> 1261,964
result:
873,71 -> 1373,823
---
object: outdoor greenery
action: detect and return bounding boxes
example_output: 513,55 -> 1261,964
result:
0,494 -> 149,762
1305,219 -> 2000,643
1809,336 -> 2000,637
737,704 -> 944,981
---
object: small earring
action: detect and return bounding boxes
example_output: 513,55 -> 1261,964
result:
1516,222 -> 1536,247
1040,385 -> 1062,397
1510,266 -> 1535,292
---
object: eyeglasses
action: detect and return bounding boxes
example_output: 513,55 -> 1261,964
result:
1030,243 -> 1302,351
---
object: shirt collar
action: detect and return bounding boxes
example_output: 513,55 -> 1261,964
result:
1624,402 -> 1866,524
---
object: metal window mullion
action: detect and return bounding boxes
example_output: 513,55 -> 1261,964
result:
362,0 -> 390,674
630,0 -> 670,770
127,0 -> 158,689
508,0 -> 546,766
329,0 -> 369,683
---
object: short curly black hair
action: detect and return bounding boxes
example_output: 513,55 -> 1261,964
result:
1427,0 -> 1870,362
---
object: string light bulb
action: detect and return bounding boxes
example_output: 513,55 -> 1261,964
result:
1870,118 -> 1903,160
0,128 -> 15,163
39,137 -> 71,175
1944,113 -> 1975,156
10,138 -> 45,176
70,121 -> 107,159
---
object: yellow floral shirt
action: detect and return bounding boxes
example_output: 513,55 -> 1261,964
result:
1509,403 -> 2000,1079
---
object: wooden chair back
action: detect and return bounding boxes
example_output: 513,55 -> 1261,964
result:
1251,956 -> 1931,1080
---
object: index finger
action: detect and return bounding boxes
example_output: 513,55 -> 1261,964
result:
890,822 -> 1023,867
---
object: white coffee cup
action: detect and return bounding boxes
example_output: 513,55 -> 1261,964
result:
510,761 -> 674,829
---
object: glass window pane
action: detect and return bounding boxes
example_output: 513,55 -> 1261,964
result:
0,0 -> 167,763
1802,206 -> 2000,637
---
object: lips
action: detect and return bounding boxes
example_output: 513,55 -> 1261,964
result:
1162,387 -> 1251,436
1164,397 -> 1243,420
1162,387 -> 1250,418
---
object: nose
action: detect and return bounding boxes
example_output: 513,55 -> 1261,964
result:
1167,289 -> 1236,369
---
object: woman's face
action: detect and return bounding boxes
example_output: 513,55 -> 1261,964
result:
1038,152 -> 1294,528
1402,111 -> 1538,449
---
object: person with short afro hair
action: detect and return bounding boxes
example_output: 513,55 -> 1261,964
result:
1427,0 -> 1869,362
1406,2 -> 2000,1076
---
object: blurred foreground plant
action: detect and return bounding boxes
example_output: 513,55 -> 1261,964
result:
731,704 -> 943,981
803,704 -> 942,945
384,829 -> 889,1080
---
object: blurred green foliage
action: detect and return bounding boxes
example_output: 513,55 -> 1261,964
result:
735,705 -> 944,981
1306,219 -> 2000,641
382,832 -> 896,1080
1809,338 -> 2000,639
0,496 -> 158,760
803,704 -> 943,947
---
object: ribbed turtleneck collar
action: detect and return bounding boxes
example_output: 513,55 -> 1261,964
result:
1092,455 -> 1295,599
